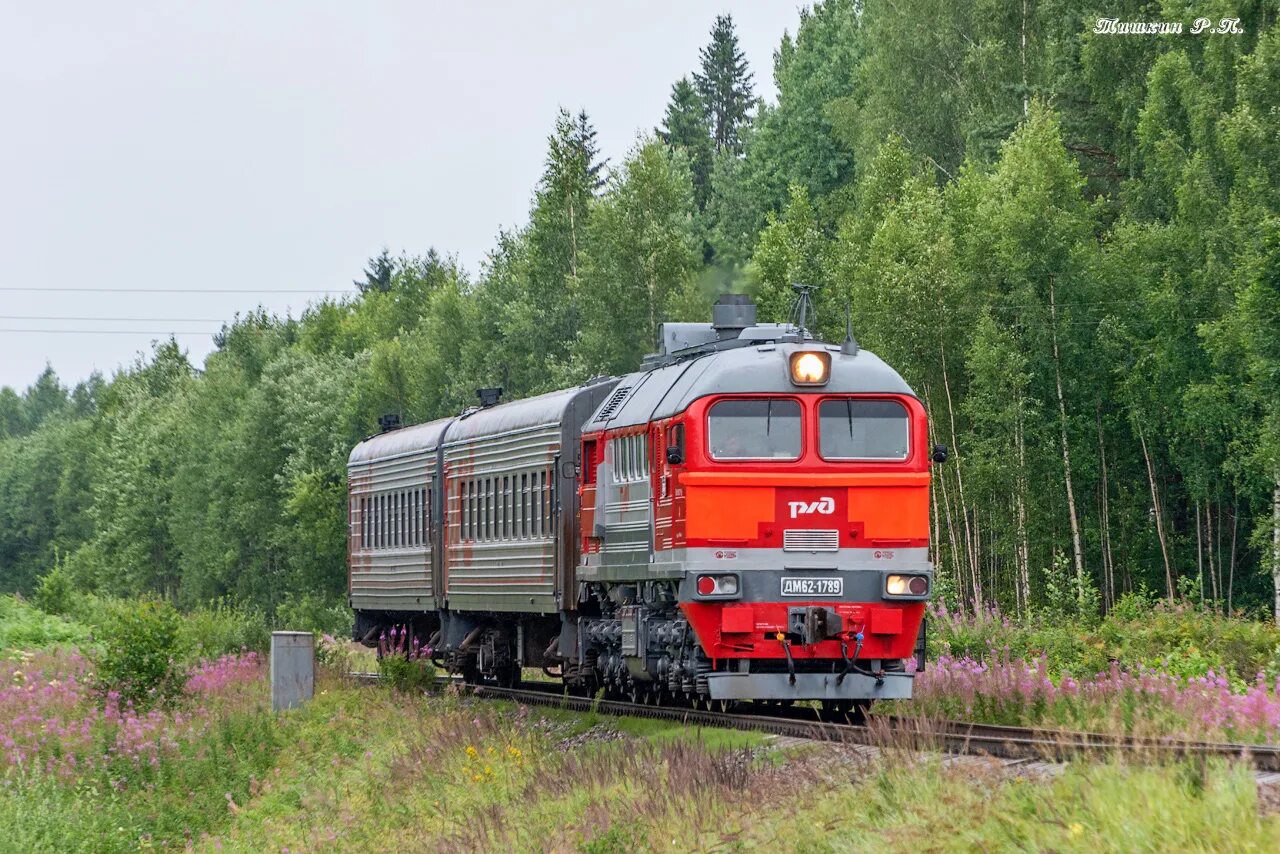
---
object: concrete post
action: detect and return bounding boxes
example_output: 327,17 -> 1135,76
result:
271,631 -> 315,711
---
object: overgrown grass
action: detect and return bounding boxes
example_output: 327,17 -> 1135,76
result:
0,595 -> 87,654
6,593 -> 1280,849
188,681 -> 1280,852
1,642 -> 1278,851
931,595 -> 1280,684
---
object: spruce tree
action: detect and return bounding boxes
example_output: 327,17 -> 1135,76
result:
658,77 -> 714,208
694,14 -> 755,153
354,249 -> 394,294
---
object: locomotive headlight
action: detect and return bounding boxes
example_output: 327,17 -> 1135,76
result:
885,574 -> 930,598
789,351 -> 830,385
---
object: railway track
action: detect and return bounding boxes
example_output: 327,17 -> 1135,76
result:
347,672 -> 1280,776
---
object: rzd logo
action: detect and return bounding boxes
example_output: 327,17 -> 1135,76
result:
787,497 -> 835,519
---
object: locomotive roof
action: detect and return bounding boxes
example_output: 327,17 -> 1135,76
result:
586,340 -> 915,431
348,416 -> 455,466
443,377 -> 619,445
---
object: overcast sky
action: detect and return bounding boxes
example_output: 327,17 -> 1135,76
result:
0,1 -> 803,392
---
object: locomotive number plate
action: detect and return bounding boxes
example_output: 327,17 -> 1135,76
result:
781,577 -> 843,597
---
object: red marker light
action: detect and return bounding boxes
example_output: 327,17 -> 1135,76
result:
697,576 -> 716,596
909,576 -> 929,595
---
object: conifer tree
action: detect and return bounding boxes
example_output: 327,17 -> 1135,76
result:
354,249 -> 394,294
658,77 -> 714,209
694,14 -> 755,152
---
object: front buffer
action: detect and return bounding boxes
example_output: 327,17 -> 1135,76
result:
678,571 -> 928,702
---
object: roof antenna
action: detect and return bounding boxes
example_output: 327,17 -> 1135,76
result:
790,282 -> 817,336
841,301 -> 859,356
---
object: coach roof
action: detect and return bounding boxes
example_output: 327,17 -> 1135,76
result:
348,416 -> 456,467
587,341 -> 915,431
443,377 -> 619,445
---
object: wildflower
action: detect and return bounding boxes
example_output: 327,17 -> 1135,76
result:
465,745 -> 478,758
1069,823 -> 1083,838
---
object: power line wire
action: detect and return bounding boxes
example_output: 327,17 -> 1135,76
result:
0,315 -> 230,322
0,329 -> 222,335
0,287 -> 348,294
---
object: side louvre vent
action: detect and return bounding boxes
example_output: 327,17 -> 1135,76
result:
596,386 -> 632,421
783,529 -> 840,552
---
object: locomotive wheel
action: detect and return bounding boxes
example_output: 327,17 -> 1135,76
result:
494,664 -> 521,689
822,699 -> 871,724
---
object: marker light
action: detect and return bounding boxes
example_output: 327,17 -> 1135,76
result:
696,574 -> 739,597
790,351 -> 830,385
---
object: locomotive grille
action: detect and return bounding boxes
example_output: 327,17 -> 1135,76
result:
595,385 -> 633,421
782,529 -> 840,552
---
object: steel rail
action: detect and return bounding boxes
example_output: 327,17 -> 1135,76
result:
347,672 -> 1280,771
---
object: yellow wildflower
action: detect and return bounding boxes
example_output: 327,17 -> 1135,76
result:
1069,823 -> 1084,838
465,745 -> 478,758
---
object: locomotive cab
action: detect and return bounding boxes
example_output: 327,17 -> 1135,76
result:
669,371 -> 932,702
575,300 -> 935,707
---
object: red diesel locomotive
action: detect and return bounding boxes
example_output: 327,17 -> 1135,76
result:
348,295 -> 938,710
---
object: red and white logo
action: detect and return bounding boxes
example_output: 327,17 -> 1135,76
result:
787,496 -> 836,519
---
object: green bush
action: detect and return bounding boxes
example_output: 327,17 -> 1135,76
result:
178,599 -> 270,661
93,599 -> 187,709
32,563 -> 75,615
0,595 -> 88,652
378,652 -> 436,693
274,592 -> 354,638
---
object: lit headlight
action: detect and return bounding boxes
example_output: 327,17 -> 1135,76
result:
790,351 -> 830,385
886,574 -> 929,597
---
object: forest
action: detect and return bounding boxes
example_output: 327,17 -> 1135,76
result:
1,0 -> 1277,625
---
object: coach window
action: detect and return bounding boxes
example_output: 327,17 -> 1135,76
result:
503,475 -> 511,539
542,469 -> 552,533
506,475 -> 514,539
819,399 -> 910,461
490,477 -> 497,541
465,481 -> 473,541
707,399 -> 802,460
466,481 -> 475,541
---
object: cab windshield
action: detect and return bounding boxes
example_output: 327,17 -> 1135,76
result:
819,399 -> 909,460
707,399 -> 801,460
